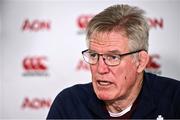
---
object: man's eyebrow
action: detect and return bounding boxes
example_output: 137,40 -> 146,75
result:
106,50 -> 121,54
88,50 -> 121,54
88,49 -> 97,53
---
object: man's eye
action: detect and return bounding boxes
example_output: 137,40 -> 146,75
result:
107,55 -> 120,60
89,53 -> 97,58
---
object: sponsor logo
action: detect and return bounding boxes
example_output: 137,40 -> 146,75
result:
22,56 -> 49,76
76,14 -> 94,34
146,54 -> 161,74
148,18 -> 163,29
76,14 -> 164,35
21,97 -> 51,109
22,19 -> 51,32
76,59 -> 90,71
156,115 -> 164,120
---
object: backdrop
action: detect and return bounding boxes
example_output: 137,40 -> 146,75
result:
1,0 -> 180,119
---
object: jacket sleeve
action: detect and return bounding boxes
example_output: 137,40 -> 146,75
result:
46,93 -> 65,119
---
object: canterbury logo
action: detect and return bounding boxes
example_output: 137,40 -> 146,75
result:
23,56 -> 47,71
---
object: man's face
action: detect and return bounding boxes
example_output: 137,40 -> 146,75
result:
89,31 -> 139,101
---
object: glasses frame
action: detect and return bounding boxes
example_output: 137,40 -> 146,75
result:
82,49 -> 145,66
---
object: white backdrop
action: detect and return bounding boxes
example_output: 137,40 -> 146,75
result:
0,1 -> 2,118
1,0 -> 180,119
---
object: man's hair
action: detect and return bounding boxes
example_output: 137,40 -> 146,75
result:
86,4 -> 149,51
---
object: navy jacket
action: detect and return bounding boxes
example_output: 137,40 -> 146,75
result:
47,73 -> 180,119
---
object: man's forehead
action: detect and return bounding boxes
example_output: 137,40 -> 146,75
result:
89,31 -> 128,43
89,39 -> 120,45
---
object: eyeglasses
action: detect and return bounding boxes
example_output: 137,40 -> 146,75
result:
82,49 -> 144,66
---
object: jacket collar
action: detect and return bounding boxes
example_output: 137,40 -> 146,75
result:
132,72 -> 156,118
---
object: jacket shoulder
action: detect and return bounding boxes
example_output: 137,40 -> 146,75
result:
58,83 -> 93,99
144,73 -> 180,117
145,73 -> 180,91
47,83 -> 94,119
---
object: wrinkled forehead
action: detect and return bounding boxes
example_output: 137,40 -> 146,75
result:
88,31 -> 128,46
87,31 -> 129,52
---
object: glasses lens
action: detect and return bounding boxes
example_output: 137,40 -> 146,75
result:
83,51 -> 98,64
104,54 -> 120,66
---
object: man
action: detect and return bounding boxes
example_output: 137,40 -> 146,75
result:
47,4 -> 180,119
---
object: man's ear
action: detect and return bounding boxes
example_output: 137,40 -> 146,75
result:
137,51 -> 149,73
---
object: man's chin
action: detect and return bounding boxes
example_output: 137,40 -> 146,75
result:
96,93 -> 114,101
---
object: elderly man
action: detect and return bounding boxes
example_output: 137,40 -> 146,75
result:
47,4 -> 180,119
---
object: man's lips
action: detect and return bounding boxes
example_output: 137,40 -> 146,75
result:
97,80 -> 113,86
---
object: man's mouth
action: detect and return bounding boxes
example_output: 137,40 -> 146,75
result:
97,80 -> 113,86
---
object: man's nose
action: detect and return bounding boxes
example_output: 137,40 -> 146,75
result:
97,56 -> 109,74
